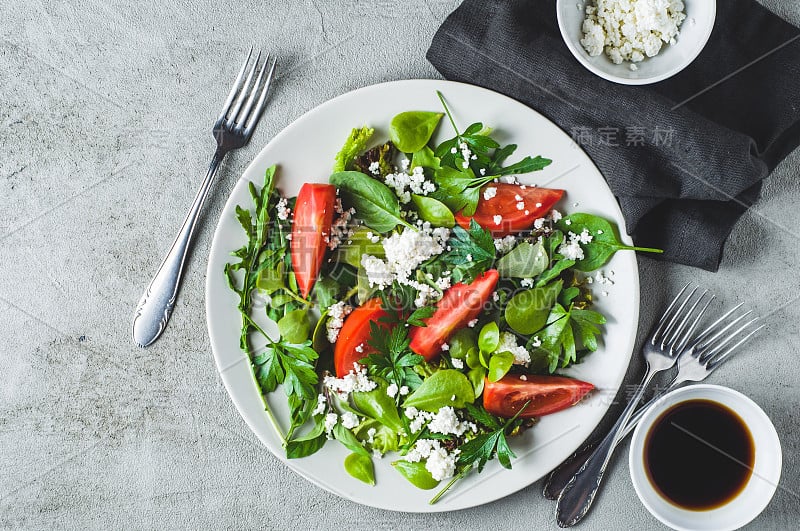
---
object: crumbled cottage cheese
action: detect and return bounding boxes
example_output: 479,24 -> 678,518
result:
360,223 -> 450,307
323,363 -> 377,399
385,166 -> 436,204
559,230 -> 591,261
275,197 -> 291,220
483,186 -> 498,200
328,198 -> 356,250
326,301 -> 353,343
340,411 -> 360,430
498,331 -> 531,365
580,0 -> 687,64
404,439 -> 459,481
494,235 -> 517,254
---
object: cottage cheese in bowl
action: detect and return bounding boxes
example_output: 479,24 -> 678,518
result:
556,0 -> 715,84
581,0 -> 687,68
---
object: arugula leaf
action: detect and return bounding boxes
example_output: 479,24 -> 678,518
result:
333,126 -> 374,172
430,166 -> 493,216
496,155 -> 552,176
556,213 -> 662,271
330,171 -> 412,233
439,219 -> 496,283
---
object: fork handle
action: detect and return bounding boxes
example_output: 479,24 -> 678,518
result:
555,369 -> 656,527
543,376 -> 682,500
132,149 -> 226,347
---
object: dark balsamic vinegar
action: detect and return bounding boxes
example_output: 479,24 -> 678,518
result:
644,399 -> 755,511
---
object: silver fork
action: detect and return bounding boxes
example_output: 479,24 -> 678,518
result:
555,284 -> 712,527
132,49 -> 277,348
542,303 -> 762,500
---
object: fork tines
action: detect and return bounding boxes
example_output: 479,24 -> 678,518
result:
689,303 -> 764,370
218,48 -> 277,133
652,284 -> 714,355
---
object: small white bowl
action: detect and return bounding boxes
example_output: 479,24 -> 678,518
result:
556,1 -> 716,85
629,385 -> 782,531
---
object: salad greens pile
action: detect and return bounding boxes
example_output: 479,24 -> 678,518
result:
225,92 -> 661,502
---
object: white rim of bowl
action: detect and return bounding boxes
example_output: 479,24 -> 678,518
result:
556,1 -> 717,85
628,384 -> 782,531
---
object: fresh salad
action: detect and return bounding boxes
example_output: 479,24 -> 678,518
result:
225,92 -> 660,502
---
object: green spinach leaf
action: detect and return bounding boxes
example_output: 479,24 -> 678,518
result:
402,369 -> 475,411
496,241 -> 548,278
389,111 -> 443,153
330,171 -> 412,233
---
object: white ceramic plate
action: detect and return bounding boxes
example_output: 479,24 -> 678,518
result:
205,79 -> 640,512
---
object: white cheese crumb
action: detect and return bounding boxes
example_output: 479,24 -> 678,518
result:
326,301 -> 353,343
494,235 -> 517,254
451,358 -> 464,369
312,394 -> 327,416
498,331 -> 531,365
399,385 -> 409,396
323,363 -> 377,399
467,318 -> 479,328
483,187 -> 498,200
493,214 -> 503,225
520,278 -> 534,288
368,161 -> 380,175
324,413 -> 338,438
275,197 -> 291,220
341,411 -> 360,430
404,439 -> 459,481
520,374 -> 528,381
386,383 -> 399,398
441,343 -> 450,351
516,202 -> 525,210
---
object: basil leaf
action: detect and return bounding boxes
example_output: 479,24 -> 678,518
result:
344,452 -> 375,485
330,171 -> 411,233
277,309 -> 310,344
285,416 -> 327,459
392,460 -> 440,490
555,213 -> 662,271
505,280 -> 563,335
402,369 -> 475,411
389,111 -> 443,153
496,241 -> 548,278
478,322 -> 500,353
333,423 -> 370,457
411,194 -> 455,228
488,351 -> 515,382
352,382 -> 405,433
411,145 -> 441,170
448,328 -> 477,360
468,366 -> 487,399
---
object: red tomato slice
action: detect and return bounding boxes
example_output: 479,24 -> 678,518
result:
291,183 -> 337,298
408,270 -> 499,361
483,374 -> 594,418
454,184 -> 564,236
333,298 -> 389,377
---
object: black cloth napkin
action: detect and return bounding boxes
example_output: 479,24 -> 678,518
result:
427,0 -> 800,271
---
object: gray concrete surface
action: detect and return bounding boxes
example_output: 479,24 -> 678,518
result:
1,1 -> 798,529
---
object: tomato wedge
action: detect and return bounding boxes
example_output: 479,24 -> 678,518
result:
408,270 -> 499,361
483,374 -> 594,418
291,183 -> 337,298
333,298 -> 389,377
454,184 -> 564,236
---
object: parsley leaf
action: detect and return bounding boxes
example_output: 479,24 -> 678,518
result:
253,340 -> 320,438
440,219 -> 496,283
457,402 -> 528,472
362,322 -> 425,393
